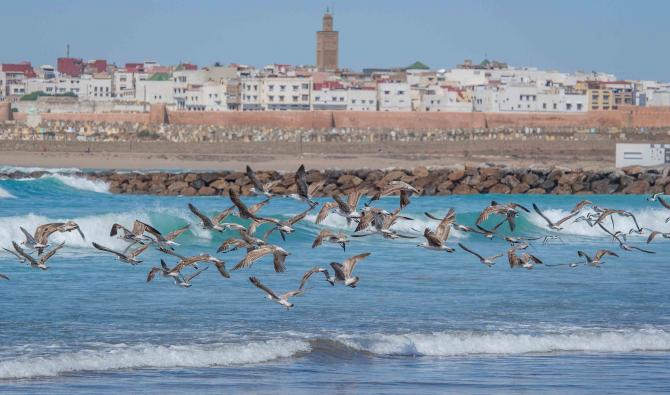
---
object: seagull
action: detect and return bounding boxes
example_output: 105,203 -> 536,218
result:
329,252 -> 371,287
458,243 -> 503,267
312,229 -> 348,251
287,164 -> 324,207
246,165 -> 281,198
12,241 -> 64,270
0,273 -> 8,281
656,196 -> 670,222
3,246 -> 26,263
300,267 -> 334,288
570,199 -> 598,213
369,181 -> 419,209
316,190 -> 363,226
92,242 -> 150,265
476,201 -> 530,231
508,247 -> 543,269
418,208 -> 455,252
188,203 -> 233,232
647,192 -> 664,202
166,254 -> 230,279
228,190 -> 275,223
598,224 -> 655,254
532,203 -> 580,231
262,207 -> 314,241
542,235 -> 563,244
19,226 -> 48,251
352,208 -> 416,239
217,228 -> 267,253
28,221 -> 85,255
146,259 -> 173,283
504,235 -> 541,246
577,249 -> 619,267
249,276 -> 304,310
110,221 -> 154,245
595,209 -> 642,232
647,230 -> 670,244
173,266 -> 209,288
234,244 -> 290,273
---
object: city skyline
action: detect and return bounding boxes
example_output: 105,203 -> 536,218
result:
0,0 -> 668,81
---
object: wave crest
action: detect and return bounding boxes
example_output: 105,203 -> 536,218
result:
0,186 -> 15,199
338,328 -> 670,356
0,339 -> 310,379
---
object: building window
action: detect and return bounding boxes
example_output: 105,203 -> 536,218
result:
302,83 -> 309,89
553,103 -> 557,110
301,94 -> 308,101
292,85 -> 298,91
577,103 -> 583,110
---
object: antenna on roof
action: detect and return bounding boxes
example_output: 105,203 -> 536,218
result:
66,43 -> 70,57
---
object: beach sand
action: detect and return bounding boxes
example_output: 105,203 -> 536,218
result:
0,139 -> 616,171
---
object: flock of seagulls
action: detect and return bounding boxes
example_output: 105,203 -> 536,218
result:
1,164 -> 668,309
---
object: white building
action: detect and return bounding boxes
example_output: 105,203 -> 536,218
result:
79,75 -> 113,101
420,86 -> 472,112
377,82 -> 411,111
312,82 -> 347,110
135,80 -> 176,105
261,76 -> 312,111
473,84 -> 586,113
240,77 -> 263,111
347,88 -> 377,111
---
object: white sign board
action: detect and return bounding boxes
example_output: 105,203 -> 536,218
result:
616,143 -> 670,168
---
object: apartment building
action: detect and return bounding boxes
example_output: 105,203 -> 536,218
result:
377,82 -> 411,111
262,76 -> 312,111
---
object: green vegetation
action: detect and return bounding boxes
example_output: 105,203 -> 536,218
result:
20,91 -> 77,101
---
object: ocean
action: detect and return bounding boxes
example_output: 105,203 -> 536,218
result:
0,171 -> 669,394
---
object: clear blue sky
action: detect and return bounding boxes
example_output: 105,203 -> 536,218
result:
0,0 -> 667,81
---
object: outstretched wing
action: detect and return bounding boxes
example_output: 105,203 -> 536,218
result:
532,203 -> 555,227
658,196 -> 670,210
212,206 -> 236,224
312,229 -> 331,248
315,202 -> 338,224
458,243 -> 485,260
234,246 -> 273,270
188,203 -> 214,227
342,252 -> 371,277
289,207 -> 314,226
295,165 -> 309,198
11,242 -> 38,265
330,262 -> 346,281
165,224 -> 190,241
249,276 -> 279,300
246,165 -> 265,191
92,242 -> 127,259
554,210 -> 580,226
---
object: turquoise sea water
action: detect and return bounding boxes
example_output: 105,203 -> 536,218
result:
0,172 -> 669,394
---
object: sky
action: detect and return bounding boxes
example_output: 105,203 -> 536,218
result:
0,0 -> 667,81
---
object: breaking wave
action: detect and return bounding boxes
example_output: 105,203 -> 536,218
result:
44,174 -> 110,194
337,328 -> 670,356
0,339 -> 310,379
0,166 -> 82,174
0,186 -> 14,199
1,328 -> 668,379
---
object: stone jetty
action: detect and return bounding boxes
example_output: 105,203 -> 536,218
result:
2,165 -> 668,196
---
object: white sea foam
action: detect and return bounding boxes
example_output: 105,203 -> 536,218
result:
339,328 -> 670,356
48,174 -> 110,193
0,186 -> 14,199
527,208 -> 670,238
0,339 -> 310,379
0,166 -> 82,174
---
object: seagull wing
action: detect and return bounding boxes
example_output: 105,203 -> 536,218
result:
249,276 -> 279,300
658,196 -> 670,210
185,266 -> 209,282
234,245 -> 273,271
312,229 -> 331,248
289,206 -> 314,226
272,250 -> 288,273
315,201 -> 338,224
212,206 -> 236,224
308,180 -> 325,197
295,165 -> 309,198
40,242 -> 65,264
248,198 -> 272,215
188,203 -> 214,227
342,252 -> 371,277
330,262 -> 347,280
92,242 -> 127,259
458,243 -> 485,261
595,249 -> 619,260
11,242 -> 38,265
165,224 -> 190,241
246,165 -> 265,191
532,203 -> 555,227
299,267 -> 323,290
554,210 -> 581,226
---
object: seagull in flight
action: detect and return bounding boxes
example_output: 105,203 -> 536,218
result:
249,276 -> 304,310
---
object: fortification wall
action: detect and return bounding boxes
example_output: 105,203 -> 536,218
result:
6,106 -> 670,130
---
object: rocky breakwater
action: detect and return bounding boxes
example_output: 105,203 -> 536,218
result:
3,165 -> 666,196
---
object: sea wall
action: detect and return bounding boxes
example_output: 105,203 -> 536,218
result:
3,165 -> 667,196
